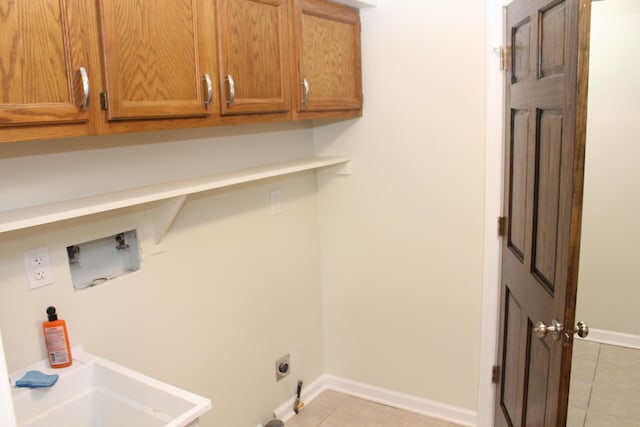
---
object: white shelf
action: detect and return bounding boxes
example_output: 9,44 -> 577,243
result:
0,156 -> 351,239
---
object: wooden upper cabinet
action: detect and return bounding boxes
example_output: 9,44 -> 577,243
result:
96,0 -> 217,121
216,0 -> 290,115
0,0 -> 92,128
0,0 -> 363,143
291,0 -> 362,115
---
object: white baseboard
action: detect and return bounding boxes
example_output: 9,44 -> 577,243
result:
273,374 -> 477,426
273,375 -> 327,422
585,328 -> 640,350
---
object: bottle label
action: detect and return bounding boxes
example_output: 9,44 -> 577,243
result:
45,326 -> 69,365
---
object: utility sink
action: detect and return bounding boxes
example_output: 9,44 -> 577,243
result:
10,347 -> 211,427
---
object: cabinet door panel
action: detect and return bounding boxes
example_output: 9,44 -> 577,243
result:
293,0 -> 362,113
98,0 -> 212,120
0,0 -> 90,127
216,0 -> 290,115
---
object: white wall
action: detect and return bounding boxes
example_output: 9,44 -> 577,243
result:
315,0 -> 486,411
0,124 -> 326,427
0,1 -> 491,424
577,0 -> 640,337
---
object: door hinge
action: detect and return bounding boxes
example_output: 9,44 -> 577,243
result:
495,46 -> 509,71
492,365 -> 501,384
100,92 -> 109,111
498,216 -> 507,237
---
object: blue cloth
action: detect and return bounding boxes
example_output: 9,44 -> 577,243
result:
15,370 -> 59,388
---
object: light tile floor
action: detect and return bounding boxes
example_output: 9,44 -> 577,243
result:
285,390 -> 464,427
567,341 -> 640,427
284,344 -> 639,427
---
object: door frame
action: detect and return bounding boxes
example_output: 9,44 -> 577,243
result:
478,0 -> 514,426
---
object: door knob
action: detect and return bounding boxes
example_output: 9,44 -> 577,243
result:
535,319 -> 589,342
534,319 -> 563,340
569,320 -> 589,338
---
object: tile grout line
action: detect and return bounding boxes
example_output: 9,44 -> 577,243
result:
582,341 -> 601,425
315,403 -> 338,427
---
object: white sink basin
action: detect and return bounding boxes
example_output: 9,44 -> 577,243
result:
10,348 -> 211,427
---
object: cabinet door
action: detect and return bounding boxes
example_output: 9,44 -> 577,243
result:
216,0 -> 290,115
97,0 -> 216,121
292,0 -> 362,113
0,0 -> 91,127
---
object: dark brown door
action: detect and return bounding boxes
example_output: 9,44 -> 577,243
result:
494,0 -> 591,426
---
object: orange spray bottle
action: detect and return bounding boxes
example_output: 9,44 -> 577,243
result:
42,306 -> 72,368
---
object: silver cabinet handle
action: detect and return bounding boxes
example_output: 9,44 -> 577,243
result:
203,73 -> 213,107
302,78 -> 310,106
226,74 -> 235,107
78,67 -> 90,111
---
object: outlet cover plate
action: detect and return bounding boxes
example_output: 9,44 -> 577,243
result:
24,247 -> 54,289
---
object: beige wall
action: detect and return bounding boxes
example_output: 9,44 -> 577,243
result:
0,0 -> 489,424
577,0 -> 640,336
0,125 -> 326,427
314,0 -> 486,410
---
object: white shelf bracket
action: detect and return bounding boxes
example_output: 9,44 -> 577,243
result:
149,195 -> 188,245
333,160 -> 353,175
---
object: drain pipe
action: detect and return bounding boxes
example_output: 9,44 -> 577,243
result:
293,380 -> 304,414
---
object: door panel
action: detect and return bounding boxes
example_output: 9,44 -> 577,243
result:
508,109 -> 530,259
0,0 -> 91,127
501,290 -> 525,425
98,0 -> 213,120
525,333 -> 551,426
540,2 -> 567,78
292,0 -> 362,114
302,14 -> 357,99
533,109 -> 563,290
512,20 -> 532,84
216,0 -> 290,115
495,0 -> 591,426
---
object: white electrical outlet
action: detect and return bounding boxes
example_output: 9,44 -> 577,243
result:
24,247 -> 55,289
